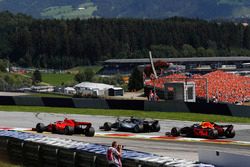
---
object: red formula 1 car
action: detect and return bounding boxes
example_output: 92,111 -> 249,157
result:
35,118 -> 95,137
168,122 -> 235,139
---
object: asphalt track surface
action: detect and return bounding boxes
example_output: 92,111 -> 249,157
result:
0,111 -> 250,161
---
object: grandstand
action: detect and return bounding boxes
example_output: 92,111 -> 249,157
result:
98,57 -> 250,76
144,71 -> 250,104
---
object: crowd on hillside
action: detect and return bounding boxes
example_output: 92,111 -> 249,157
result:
145,71 -> 250,104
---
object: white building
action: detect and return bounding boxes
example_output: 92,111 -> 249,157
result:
31,86 -> 54,93
64,87 -> 76,95
74,82 -> 116,96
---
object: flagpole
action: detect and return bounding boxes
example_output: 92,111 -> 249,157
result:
149,51 -> 158,99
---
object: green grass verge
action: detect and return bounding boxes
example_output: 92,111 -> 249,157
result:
0,105 -> 250,123
24,93 -> 72,98
0,161 -> 20,167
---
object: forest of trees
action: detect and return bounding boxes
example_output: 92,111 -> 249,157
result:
0,11 -> 250,69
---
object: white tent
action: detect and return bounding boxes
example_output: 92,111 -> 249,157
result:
64,87 -> 76,94
74,82 -> 114,96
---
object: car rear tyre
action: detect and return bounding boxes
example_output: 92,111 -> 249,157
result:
171,127 -> 180,137
85,127 -> 95,137
225,129 -> 235,138
36,123 -> 45,133
152,123 -> 160,132
208,129 -> 218,139
104,122 -> 112,131
64,126 -> 74,135
134,124 -> 143,133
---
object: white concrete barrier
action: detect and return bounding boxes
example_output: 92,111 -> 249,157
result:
199,150 -> 250,167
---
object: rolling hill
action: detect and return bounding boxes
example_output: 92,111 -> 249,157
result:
0,0 -> 249,20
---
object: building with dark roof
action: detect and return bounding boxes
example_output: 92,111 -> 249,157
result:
98,57 -> 250,76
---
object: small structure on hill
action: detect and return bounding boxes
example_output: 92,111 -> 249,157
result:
64,87 -> 76,95
74,82 -> 123,97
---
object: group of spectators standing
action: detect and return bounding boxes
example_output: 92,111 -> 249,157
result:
148,90 -> 159,101
106,141 -> 123,167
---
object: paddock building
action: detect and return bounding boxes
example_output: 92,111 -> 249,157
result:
98,57 -> 250,76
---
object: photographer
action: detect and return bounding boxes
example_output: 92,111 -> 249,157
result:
106,141 -> 123,167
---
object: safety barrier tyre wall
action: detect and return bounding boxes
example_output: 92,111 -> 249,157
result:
0,137 -> 8,161
23,141 -> 41,167
7,138 -> 24,164
76,151 -> 96,167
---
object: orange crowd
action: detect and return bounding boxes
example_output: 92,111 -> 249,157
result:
145,71 -> 250,104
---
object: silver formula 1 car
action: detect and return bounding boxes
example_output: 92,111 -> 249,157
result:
100,117 -> 160,133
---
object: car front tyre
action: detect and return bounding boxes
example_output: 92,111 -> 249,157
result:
64,126 -> 74,135
171,127 -> 180,137
104,122 -> 112,131
36,123 -> 45,133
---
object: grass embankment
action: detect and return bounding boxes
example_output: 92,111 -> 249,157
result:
26,73 -> 75,86
25,65 -> 102,86
66,66 -> 102,74
0,161 -> 20,167
25,93 -> 71,98
41,73 -> 75,86
0,105 -> 250,123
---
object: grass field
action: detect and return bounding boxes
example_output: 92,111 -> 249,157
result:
0,105 -> 250,123
24,65 -> 102,86
41,2 -> 97,19
0,161 -> 20,167
66,66 -> 102,74
25,93 -> 72,98
25,72 -> 75,86
41,73 -> 75,86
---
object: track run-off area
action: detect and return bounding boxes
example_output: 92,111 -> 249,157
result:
0,111 -> 250,161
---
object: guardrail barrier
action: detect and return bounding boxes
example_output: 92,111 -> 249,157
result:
0,130 -> 214,167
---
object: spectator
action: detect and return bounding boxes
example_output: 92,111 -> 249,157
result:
153,91 -> 159,101
149,90 -> 154,101
212,96 -> 218,103
107,141 -> 122,167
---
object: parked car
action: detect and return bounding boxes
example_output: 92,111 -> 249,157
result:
35,118 -> 95,137
100,117 -> 160,133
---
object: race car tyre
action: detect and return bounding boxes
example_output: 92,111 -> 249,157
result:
152,123 -> 160,132
36,123 -> 45,133
181,127 -> 193,137
134,124 -> 143,133
103,122 -> 112,131
51,125 -> 57,134
225,129 -> 235,138
85,127 -> 95,137
64,126 -> 74,135
208,129 -> 218,139
171,127 -> 180,137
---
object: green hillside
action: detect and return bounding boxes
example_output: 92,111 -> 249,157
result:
0,0 -> 249,19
